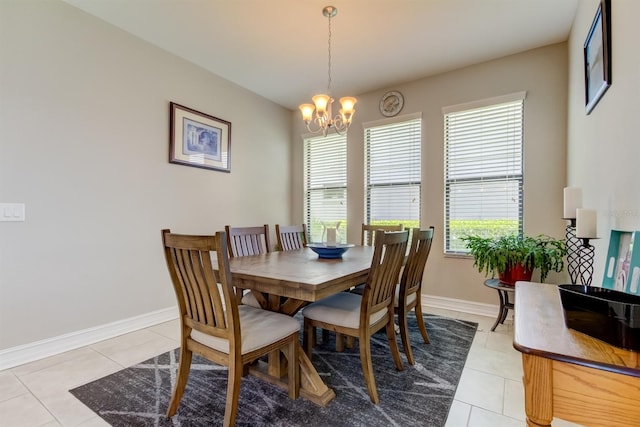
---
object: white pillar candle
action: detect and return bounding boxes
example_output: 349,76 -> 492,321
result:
576,208 -> 597,238
563,187 -> 582,219
326,228 -> 337,246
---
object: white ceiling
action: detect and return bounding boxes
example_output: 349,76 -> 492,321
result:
62,0 -> 578,110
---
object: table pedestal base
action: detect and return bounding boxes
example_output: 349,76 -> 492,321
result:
249,344 -> 335,406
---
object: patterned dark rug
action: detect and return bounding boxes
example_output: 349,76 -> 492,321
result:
70,313 -> 477,427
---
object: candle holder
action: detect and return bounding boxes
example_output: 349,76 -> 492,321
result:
564,218 -> 581,284
577,238 -> 596,285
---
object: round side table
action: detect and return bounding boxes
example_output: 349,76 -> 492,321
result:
484,278 -> 515,331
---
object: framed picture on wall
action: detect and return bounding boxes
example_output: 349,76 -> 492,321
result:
583,0 -> 612,114
169,102 -> 231,173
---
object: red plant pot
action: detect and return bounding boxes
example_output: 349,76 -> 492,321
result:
499,263 -> 533,286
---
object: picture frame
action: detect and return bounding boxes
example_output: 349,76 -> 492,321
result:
169,102 -> 231,173
583,0 -> 611,114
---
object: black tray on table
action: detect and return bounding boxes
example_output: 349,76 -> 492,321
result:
558,284 -> 640,351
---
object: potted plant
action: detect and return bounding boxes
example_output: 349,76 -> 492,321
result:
462,234 -> 567,285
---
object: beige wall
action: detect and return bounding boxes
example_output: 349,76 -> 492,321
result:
567,0 -> 640,278
292,43 -> 569,304
0,1 -> 292,350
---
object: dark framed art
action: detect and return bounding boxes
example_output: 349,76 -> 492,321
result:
584,0 -> 611,114
169,102 -> 231,172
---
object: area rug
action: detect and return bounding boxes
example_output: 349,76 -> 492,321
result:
70,314 -> 477,427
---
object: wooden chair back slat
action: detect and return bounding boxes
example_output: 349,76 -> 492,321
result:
276,224 -> 308,251
361,223 -> 404,246
225,225 -> 271,257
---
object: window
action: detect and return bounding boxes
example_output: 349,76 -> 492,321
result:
443,92 -> 526,254
364,115 -> 421,234
304,133 -> 347,243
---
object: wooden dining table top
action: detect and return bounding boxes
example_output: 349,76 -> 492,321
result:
225,245 -> 375,303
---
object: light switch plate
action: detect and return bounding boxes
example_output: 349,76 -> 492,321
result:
0,203 -> 25,221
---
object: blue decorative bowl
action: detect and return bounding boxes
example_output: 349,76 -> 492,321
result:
307,243 -> 355,259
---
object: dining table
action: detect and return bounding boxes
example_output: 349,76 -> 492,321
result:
222,245 -> 375,406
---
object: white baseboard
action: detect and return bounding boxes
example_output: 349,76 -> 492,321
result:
0,307 -> 178,371
0,295 -> 497,371
422,294 -> 499,318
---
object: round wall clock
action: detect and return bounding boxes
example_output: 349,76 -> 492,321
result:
379,90 -> 404,117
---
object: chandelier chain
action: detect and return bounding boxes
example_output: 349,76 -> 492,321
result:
327,13 -> 332,93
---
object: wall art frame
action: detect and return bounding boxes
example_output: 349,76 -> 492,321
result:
169,102 -> 231,173
583,0 -> 612,114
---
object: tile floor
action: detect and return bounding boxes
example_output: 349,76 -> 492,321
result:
0,308 -> 583,427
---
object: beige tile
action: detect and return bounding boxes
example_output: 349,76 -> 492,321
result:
10,347 -> 97,377
485,330 -> 516,354
40,422 -> 63,427
444,399 -> 471,427
423,306 -> 462,319
454,367 -> 504,413
148,318 -> 180,341
552,418 -> 585,427
468,406 -> 525,427
454,312 -> 496,332
36,392 -> 101,426
76,416 -> 111,426
18,349 -> 122,397
503,379 -> 525,421
90,329 -> 178,367
464,344 -> 523,382
0,393 -> 55,427
471,330 -> 489,349
0,370 -> 28,402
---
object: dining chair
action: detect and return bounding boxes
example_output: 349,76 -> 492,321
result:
395,226 -> 434,365
161,229 -> 299,426
225,224 -> 271,307
301,229 -> 409,404
276,224 -> 308,251
361,223 -> 404,246
350,223 -> 405,297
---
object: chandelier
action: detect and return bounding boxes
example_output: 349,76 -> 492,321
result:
299,6 -> 356,136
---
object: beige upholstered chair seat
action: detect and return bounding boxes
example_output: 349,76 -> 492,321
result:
191,305 -> 300,355
394,286 -> 417,307
301,292 -> 387,329
241,291 -> 261,308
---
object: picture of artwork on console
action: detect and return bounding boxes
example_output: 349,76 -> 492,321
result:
602,230 -> 640,295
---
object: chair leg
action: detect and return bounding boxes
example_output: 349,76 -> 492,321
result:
321,328 -> 329,343
359,333 -> 379,404
285,335 -> 300,399
346,336 -> 355,349
414,303 -> 430,344
385,315 -> 404,371
223,358 -> 243,427
336,332 -> 344,352
167,347 -> 193,417
303,319 -> 314,358
398,306 -> 416,365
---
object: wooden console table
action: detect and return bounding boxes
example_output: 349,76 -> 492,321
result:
513,282 -> 640,427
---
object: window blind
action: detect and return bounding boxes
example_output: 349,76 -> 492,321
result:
444,96 -> 525,253
304,133 -> 347,243
364,117 -> 421,233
